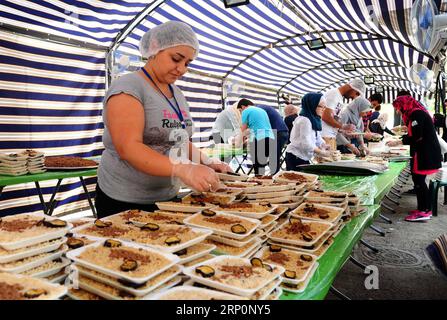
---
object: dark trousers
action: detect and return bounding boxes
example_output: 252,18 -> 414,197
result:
273,131 -> 289,174
249,138 -> 274,175
95,185 -> 160,219
412,173 -> 430,211
285,152 -> 310,171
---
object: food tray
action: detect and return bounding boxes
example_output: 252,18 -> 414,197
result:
128,211 -> 188,227
66,240 -> 180,284
267,228 -> 333,254
268,219 -> 333,247
241,184 -> 295,194
74,264 -> 182,297
0,237 -> 67,264
182,255 -> 285,297
183,212 -> 261,240
303,191 -> 348,202
217,172 -> 249,182
281,262 -> 319,294
155,202 -> 216,213
27,257 -> 71,278
273,171 -> 319,186
145,227 -> 213,253
211,239 -> 261,258
182,192 -> 236,205
0,213 -> 72,250
261,221 -> 278,235
253,276 -> 282,300
147,285 -> 245,300
255,247 -> 317,285
290,203 -> 344,224
245,190 -> 297,200
214,204 -> 278,219
48,272 -> 68,284
0,272 -> 67,300
242,244 -> 263,259
259,214 -> 280,228
73,223 -> 213,254
207,230 -> 263,248
0,245 -> 68,274
177,244 -> 216,264
267,287 -> 283,300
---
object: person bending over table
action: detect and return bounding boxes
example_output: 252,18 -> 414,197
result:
285,93 -> 330,170
387,96 -> 442,222
96,21 -> 231,218
336,97 -> 372,156
239,99 -> 275,175
256,104 -> 289,174
321,79 -> 365,150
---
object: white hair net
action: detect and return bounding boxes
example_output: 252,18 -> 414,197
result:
139,21 -> 200,59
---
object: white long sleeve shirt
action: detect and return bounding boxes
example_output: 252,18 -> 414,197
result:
286,116 -> 324,161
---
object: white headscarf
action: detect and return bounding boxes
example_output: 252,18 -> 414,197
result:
372,113 -> 388,130
339,97 -> 371,130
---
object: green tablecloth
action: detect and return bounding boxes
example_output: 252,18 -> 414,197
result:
0,169 -> 98,187
280,162 -> 407,300
280,205 -> 379,300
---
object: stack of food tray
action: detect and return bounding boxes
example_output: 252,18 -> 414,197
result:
152,255 -> 284,300
66,239 -> 182,300
0,213 -> 71,286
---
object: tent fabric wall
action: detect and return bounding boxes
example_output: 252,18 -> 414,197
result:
0,29 -> 105,216
0,0 -> 443,216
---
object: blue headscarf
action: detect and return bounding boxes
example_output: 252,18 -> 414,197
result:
299,93 -> 323,131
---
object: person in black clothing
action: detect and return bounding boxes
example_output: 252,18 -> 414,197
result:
388,96 -> 442,222
284,104 -> 299,143
369,113 -> 395,136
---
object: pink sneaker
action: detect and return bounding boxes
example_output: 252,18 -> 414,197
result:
405,211 -> 432,222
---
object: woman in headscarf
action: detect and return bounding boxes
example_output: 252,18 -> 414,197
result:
369,113 -> 394,136
387,96 -> 442,222
285,93 -> 330,171
336,97 -> 371,155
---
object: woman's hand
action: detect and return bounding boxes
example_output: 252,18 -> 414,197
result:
386,140 -> 403,147
347,144 -> 361,156
208,160 -> 233,173
172,163 -> 220,192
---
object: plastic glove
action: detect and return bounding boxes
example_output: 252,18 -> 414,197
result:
347,144 -> 361,156
172,163 -> 220,192
208,160 -> 233,173
386,140 -> 402,147
315,149 -> 332,158
341,124 -> 356,132
364,132 -> 374,140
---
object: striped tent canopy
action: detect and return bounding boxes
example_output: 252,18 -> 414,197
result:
0,0 -> 443,216
1,0 -> 441,94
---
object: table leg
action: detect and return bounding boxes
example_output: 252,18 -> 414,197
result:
379,214 -> 393,224
349,256 -> 368,270
381,202 -> 396,213
329,286 -> 351,300
384,194 -> 399,205
80,177 -> 97,218
46,179 -> 63,216
369,224 -> 386,237
360,239 -> 379,253
34,181 -> 48,215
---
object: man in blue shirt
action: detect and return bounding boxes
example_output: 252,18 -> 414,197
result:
239,99 -> 275,175
257,105 -> 289,174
